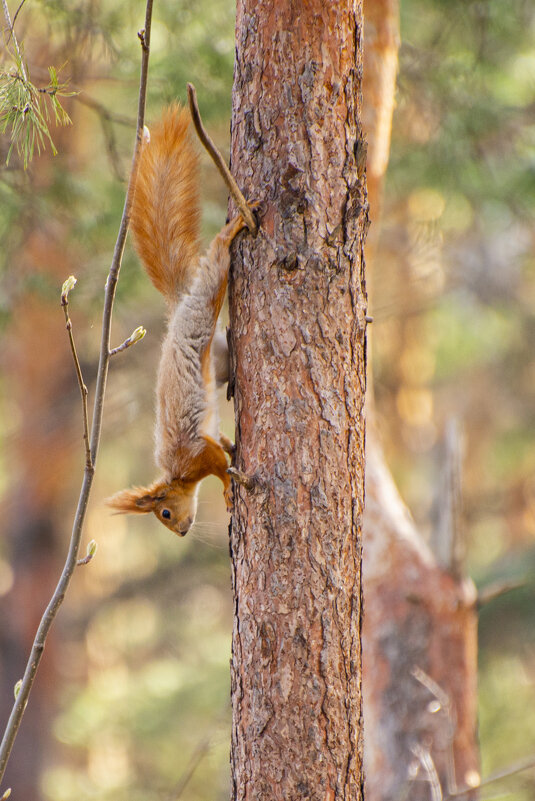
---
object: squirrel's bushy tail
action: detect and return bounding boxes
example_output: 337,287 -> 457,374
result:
130,104 -> 200,299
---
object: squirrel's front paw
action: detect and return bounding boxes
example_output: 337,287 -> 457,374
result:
227,466 -> 256,491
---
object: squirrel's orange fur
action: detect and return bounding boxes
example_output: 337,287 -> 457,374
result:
107,105 -> 248,536
130,106 -> 200,299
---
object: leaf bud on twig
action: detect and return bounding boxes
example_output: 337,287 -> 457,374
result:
61,275 -> 77,304
130,325 -> 146,344
109,325 -> 147,356
77,539 -> 98,567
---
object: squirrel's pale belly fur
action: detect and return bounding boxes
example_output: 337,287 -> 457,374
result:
107,104 -> 248,536
155,253 -> 228,482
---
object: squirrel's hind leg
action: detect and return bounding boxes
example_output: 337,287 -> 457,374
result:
212,329 -> 229,386
219,432 -> 236,458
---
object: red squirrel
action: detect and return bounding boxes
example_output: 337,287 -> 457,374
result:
107,105 -> 249,536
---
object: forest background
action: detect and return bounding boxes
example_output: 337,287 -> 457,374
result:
0,0 -> 534,799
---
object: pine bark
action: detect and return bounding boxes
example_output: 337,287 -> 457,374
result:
228,1 -> 368,799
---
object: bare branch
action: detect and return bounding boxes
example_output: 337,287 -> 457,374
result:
20,67 -> 135,129
186,82 -> 257,234
410,744 -> 443,801
168,706 -> 230,801
412,667 -> 458,795
2,0 -> 27,81
445,753 -> 535,799
171,736 -> 211,800
69,92 -> 135,179
431,419 -> 465,578
89,2 -> 153,466
61,276 -> 92,469
412,666 -> 452,714
71,91 -> 135,127
9,0 -> 24,31
477,577 -> 527,608
0,0 -> 154,788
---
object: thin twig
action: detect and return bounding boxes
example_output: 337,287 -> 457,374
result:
61,279 -> 92,469
90,8 -> 153,467
2,0 -> 27,81
71,91 -> 135,127
0,0 -> 154,789
412,666 -> 451,715
76,539 -> 97,567
412,667 -> 458,795
4,0 -> 24,47
171,736 -> 211,800
71,92 -> 135,180
168,706 -> 230,800
410,744 -> 443,801
9,0 -> 24,30
23,67 -> 136,128
109,325 -> 146,357
186,82 -> 257,234
477,577 -> 527,609
76,553 -> 94,566
445,753 -> 535,799
431,419 -> 465,578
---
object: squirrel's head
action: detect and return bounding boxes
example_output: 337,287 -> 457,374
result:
106,479 -> 198,536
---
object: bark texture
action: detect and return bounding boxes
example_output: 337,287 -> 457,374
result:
228,1 -> 367,799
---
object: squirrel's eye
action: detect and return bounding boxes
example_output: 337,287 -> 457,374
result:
161,509 -> 171,520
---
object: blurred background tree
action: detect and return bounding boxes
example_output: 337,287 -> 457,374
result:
0,0 -> 534,799
371,1 -> 535,798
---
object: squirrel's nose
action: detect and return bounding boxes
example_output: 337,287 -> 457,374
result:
178,516 -> 194,536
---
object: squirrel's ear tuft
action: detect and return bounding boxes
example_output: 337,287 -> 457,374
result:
106,485 -> 165,514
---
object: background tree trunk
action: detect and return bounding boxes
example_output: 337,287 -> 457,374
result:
364,439 -> 479,800
361,3 -> 480,798
362,0 -> 400,246
228,1 -> 368,798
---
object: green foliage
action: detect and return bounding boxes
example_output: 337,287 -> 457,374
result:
393,0 -> 535,211
0,58 -> 74,167
429,299 -> 516,379
478,651 -> 535,800
43,514 -> 234,801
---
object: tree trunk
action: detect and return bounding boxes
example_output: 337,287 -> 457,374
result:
228,1 -> 368,799
362,0 -> 399,238
361,2 -> 480,798
364,437 -> 479,800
